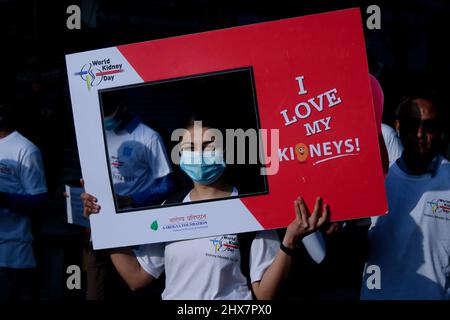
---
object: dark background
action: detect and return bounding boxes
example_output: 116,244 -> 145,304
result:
0,0 -> 449,299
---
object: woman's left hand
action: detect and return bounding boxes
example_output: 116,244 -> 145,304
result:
283,196 -> 329,249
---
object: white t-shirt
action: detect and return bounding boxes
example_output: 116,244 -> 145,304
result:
134,188 -> 281,300
361,156 -> 450,300
381,123 -> 403,166
106,120 -> 172,199
0,131 -> 47,268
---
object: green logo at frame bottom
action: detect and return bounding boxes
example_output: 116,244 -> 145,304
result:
150,220 -> 159,231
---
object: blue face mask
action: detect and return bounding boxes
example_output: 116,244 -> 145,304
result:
180,150 -> 226,185
103,107 -> 122,131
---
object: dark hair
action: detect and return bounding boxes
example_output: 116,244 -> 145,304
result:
101,90 -> 128,116
183,112 -> 224,132
395,94 -> 440,122
395,94 -> 448,151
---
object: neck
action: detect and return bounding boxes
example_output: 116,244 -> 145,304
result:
402,151 -> 436,175
191,178 -> 232,200
0,129 -> 12,139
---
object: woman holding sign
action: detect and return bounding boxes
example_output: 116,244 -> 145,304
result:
81,115 -> 329,300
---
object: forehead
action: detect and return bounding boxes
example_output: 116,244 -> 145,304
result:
181,126 -> 216,142
411,98 -> 437,120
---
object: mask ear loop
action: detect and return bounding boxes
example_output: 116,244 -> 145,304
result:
222,148 -> 226,165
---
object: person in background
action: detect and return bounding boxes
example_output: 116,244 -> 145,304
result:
86,91 -> 174,300
0,96 -> 47,300
361,94 -> 450,299
381,123 -> 403,166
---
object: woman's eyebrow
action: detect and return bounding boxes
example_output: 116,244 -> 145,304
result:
180,142 -> 194,147
202,140 -> 214,146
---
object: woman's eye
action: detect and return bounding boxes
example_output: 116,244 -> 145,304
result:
203,145 -> 215,152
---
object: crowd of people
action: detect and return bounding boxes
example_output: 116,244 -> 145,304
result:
0,75 -> 449,300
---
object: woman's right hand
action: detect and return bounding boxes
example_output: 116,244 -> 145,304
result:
80,179 -> 101,217
81,192 -> 101,217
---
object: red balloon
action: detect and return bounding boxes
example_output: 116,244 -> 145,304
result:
369,74 -> 384,134
369,74 -> 389,175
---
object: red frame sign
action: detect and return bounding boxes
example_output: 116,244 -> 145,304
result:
66,8 -> 387,248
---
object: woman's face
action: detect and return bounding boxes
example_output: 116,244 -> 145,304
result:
178,124 -> 226,185
180,125 -> 222,154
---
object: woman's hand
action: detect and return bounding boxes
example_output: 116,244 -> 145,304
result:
283,196 -> 329,249
80,179 -> 101,217
252,197 -> 329,299
81,192 -> 101,217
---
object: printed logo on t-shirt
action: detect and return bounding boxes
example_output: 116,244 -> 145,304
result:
110,156 -> 137,183
111,156 -> 123,168
210,235 -> 239,253
425,199 -> 450,221
206,235 -> 239,263
0,163 -> 13,176
123,146 -> 133,157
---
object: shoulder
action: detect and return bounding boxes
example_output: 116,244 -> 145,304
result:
134,123 -> 164,143
9,132 -> 41,155
439,156 -> 449,165
136,123 -> 159,137
254,229 -> 281,241
163,188 -> 192,205
437,156 -> 450,176
381,124 -> 399,144
381,123 -> 396,135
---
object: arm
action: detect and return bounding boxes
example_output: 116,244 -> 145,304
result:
116,132 -> 175,209
0,149 -> 47,213
251,246 -> 293,300
252,197 -> 329,300
116,174 -> 174,209
129,174 -> 175,206
0,192 -> 47,213
109,247 -> 154,291
80,187 -> 158,291
136,133 -> 173,206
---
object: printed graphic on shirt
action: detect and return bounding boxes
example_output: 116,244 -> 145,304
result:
205,235 -> 239,263
425,199 -> 450,221
110,155 -> 137,183
110,156 -> 123,169
0,163 -> 14,176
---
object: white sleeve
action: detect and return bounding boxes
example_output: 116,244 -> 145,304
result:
20,149 -> 47,195
147,134 -> 172,179
301,231 -> 326,264
249,230 -> 280,283
133,243 -> 165,279
381,123 -> 403,164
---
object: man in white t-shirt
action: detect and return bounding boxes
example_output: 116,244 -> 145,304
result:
102,92 -> 173,209
361,95 -> 450,300
87,92 -> 174,299
0,99 -> 47,300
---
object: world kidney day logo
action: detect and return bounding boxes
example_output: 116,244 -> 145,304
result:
278,75 -> 361,166
74,58 -> 124,90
